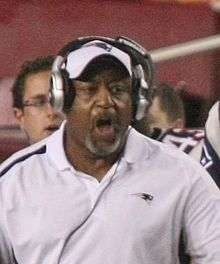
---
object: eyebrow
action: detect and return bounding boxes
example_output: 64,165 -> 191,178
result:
24,94 -> 48,100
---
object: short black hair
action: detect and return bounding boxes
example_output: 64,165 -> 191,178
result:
152,83 -> 185,122
12,55 -> 54,109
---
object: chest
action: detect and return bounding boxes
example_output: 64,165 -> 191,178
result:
5,168 -> 185,247
2,161 -> 189,264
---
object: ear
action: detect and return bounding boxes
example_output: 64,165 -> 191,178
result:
13,108 -> 25,129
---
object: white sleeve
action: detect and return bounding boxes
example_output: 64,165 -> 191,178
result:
184,165 -> 220,263
0,183 -> 16,264
205,101 -> 220,158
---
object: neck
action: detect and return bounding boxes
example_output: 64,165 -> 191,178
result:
64,131 -> 123,182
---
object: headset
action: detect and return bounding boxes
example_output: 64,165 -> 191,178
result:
50,35 -> 154,121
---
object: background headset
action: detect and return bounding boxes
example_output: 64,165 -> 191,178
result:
50,35 -> 154,121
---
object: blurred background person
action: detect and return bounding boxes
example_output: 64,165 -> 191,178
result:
146,82 -> 185,133
134,81 -> 204,159
135,80 -> 220,189
12,56 -> 65,144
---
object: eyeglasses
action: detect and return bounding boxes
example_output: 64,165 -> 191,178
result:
22,96 -> 51,109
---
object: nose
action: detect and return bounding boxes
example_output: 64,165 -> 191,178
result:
95,84 -> 114,109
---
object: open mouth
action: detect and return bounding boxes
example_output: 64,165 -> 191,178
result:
96,117 -> 112,128
94,116 -> 116,139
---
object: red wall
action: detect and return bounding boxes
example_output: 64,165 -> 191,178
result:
0,1 -> 219,99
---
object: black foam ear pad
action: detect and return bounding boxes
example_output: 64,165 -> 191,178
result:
50,70 -> 65,111
131,76 -> 139,119
61,69 -> 76,112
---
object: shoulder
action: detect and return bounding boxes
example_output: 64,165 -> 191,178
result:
0,139 -> 47,182
154,127 -> 204,159
130,127 -> 200,165
0,122 -> 66,182
159,128 -> 204,149
131,128 -> 214,186
154,132 -> 219,197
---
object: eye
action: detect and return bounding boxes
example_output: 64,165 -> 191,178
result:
74,81 -> 97,98
109,83 -> 129,95
77,86 -> 96,98
23,96 -> 49,108
34,97 -> 48,107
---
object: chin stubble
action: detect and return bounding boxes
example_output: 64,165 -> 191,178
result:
85,127 -> 125,158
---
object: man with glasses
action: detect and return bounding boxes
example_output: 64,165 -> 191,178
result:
12,56 -> 65,144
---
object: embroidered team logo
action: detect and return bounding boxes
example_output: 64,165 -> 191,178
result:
84,41 -> 113,52
130,192 -> 154,202
95,42 -> 113,52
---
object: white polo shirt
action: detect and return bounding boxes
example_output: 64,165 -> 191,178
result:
0,123 -> 220,264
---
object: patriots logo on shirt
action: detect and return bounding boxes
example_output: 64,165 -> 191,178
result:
130,192 -> 154,202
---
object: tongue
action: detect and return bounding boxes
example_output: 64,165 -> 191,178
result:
96,125 -> 115,138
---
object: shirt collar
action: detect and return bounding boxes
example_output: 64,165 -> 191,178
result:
121,126 -> 150,164
47,123 -> 150,171
47,120 -> 72,171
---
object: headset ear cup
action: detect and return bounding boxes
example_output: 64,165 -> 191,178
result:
132,76 -> 149,121
50,71 -> 64,112
131,77 -> 139,120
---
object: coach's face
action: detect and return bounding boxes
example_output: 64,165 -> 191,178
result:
65,60 -> 133,158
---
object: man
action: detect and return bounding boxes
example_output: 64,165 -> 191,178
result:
146,82 -> 185,132
0,36 -> 219,264
12,56 -> 65,144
